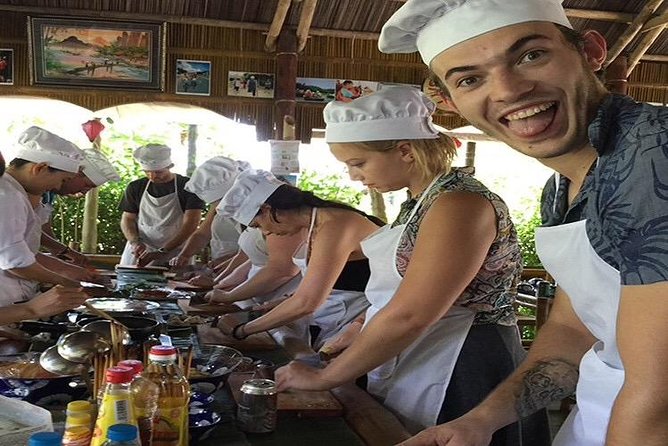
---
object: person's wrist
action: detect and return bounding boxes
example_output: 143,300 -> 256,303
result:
231,322 -> 248,340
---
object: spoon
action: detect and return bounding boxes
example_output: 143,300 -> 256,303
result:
82,320 -> 132,345
39,345 -> 87,375
57,330 -> 110,363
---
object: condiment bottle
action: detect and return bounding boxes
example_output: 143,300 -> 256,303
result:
62,412 -> 93,446
91,366 -> 138,446
118,359 -> 159,446
66,400 -> 93,421
27,432 -> 62,446
102,424 -> 141,446
144,345 -> 190,446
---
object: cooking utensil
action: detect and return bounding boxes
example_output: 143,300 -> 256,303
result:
39,345 -> 87,375
84,301 -> 125,326
81,320 -> 132,345
57,330 -> 110,363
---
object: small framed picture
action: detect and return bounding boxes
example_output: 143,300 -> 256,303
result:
228,71 -> 274,98
175,59 -> 211,96
0,49 -> 14,85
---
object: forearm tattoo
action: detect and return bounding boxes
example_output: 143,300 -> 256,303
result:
515,358 -> 579,418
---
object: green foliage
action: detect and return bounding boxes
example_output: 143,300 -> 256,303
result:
513,199 -> 543,268
297,170 -> 363,207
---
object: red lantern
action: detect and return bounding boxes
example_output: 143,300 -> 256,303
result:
82,118 -> 105,142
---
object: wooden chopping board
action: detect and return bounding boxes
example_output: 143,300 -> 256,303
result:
196,325 -> 277,351
168,280 -> 212,291
178,298 -> 247,316
228,372 -> 343,417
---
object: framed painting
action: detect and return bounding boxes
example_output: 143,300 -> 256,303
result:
176,59 -> 211,96
227,71 -> 275,98
29,17 -> 165,90
0,49 -> 13,85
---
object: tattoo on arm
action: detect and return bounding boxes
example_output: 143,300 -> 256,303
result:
515,359 -> 579,418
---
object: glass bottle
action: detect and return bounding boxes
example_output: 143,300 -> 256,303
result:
144,345 -> 190,446
118,359 -> 159,446
91,366 -> 138,446
102,424 -> 140,446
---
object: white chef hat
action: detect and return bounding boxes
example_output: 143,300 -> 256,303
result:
81,148 -> 121,186
379,0 -> 572,66
324,85 -> 440,143
133,144 -> 173,171
15,126 -> 84,173
217,169 -> 284,226
184,156 -> 252,204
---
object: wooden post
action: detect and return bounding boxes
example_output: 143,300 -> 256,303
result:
187,124 -> 197,176
605,55 -> 629,95
81,137 -> 101,254
369,189 -> 387,223
274,29 -> 297,140
465,141 -> 476,168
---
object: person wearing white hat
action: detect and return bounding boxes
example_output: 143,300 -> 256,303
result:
0,148 -> 89,325
0,126 -> 90,305
169,156 -> 250,268
36,148 -> 121,266
209,169 -> 382,350
119,143 -> 205,267
377,1 -> 668,446
274,86 -> 549,443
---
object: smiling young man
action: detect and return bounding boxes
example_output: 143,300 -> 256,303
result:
378,0 -> 668,445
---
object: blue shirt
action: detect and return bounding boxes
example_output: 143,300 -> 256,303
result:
540,94 -> 668,286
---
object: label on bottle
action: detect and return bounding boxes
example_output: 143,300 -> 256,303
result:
91,393 -> 136,446
152,397 -> 187,446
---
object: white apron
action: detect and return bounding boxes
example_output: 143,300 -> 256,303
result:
120,177 -> 187,265
210,213 -> 240,259
537,219 -> 624,446
292,208 -> 370,350
236,228 -> 301,306
360,179 -> 475,434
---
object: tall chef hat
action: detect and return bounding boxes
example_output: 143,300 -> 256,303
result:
133,144 -> 173,171
324,85 -> 440,143
81,149 -> 121,186
217,169 -> 284,226
184,156 -> 252,204
379,0 -> 572,66
16,126 -> 84,173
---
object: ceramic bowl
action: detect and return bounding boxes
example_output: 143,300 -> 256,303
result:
189,391 -> 215,408
189,407 -> 222,442
188,344 -> 243,394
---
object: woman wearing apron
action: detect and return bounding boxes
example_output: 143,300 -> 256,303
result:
170,156 -> 250,268
210,169 -> 381,350
275,87 -> 550,443
119,144 -> 204,266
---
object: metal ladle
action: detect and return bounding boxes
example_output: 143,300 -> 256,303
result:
39,345 -> 87,376
57,330 -> 110,363
82,320 -> 132,345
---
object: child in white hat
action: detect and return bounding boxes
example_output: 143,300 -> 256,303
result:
274,85 -> 549,444
209,169 -> 383,350
376,2 -> 668,446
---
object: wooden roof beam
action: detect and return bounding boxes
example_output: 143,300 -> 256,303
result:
296,0 -> 318,52
604,0 -> 666,68
265,0 -> 292,52
628,4 -> 668,74
642,11 -> 668,31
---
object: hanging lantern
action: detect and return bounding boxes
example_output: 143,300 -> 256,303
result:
82,118 -> 105,142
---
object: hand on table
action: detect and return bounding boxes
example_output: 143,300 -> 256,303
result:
188,274 -> 214,288
137,250 -> 167,267
318,320 -> 363,358
215,313 -> 245,336
130,241 -> 147,259
251,294 -> 291,312
395,415 -> 494,446
169,254 -> 190,267
59,249 -> 90,267
205,289 -> 235,304
275,361 -> 333,392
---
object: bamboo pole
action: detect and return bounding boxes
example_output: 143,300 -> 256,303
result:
642,11 -> 668,31
296,0 -> 318,52
628,4 -> 668,74
604,0 -> 665,68
81,135 -> 101,254
265,0 -> 292,52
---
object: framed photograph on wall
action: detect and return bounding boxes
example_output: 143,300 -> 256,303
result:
29,17 -> 165,90
176,59 -> 211,96
335,79 -> 379,102
0,49 -> 13,85
296,77 -> 335,103
228,71 -> 274,98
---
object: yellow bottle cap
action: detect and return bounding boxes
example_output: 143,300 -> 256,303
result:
67,400 -> 92,412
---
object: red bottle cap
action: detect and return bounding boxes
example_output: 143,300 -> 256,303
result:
105,366 -> 133,384
117,360 -> 143,376
149,345 -> 177,356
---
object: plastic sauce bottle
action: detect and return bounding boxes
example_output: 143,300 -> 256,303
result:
27,432 -> 62,446
102,424 -> 141,446
62,412 -> 93,446
66,400 -> 93,421
118,359 -> 159,446
144,345 -> 190,446
91,366 -> 138,446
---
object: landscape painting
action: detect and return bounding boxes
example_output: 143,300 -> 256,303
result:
29,17 -> 165,90
176,59 -> 211,96
296,77 -> 335,103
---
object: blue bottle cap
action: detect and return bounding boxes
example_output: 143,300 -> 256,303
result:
107,424 -> 138,442
28,432 -> 63,446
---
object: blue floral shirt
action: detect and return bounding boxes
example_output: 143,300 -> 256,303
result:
540,94 -> 668,285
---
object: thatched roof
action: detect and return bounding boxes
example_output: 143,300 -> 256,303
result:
0,0 -> 665,141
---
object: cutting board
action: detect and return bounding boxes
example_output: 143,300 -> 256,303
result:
196,325 -> 277,351
178,298 -> 247,315
168,280 -> 213,291
228,372 -> 343,417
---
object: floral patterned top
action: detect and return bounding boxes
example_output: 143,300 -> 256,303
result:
394,167 -> 521,326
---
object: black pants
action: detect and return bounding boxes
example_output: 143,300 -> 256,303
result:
438,324 -> 552,446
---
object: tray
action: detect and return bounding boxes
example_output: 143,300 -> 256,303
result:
81,298 -> 160,313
